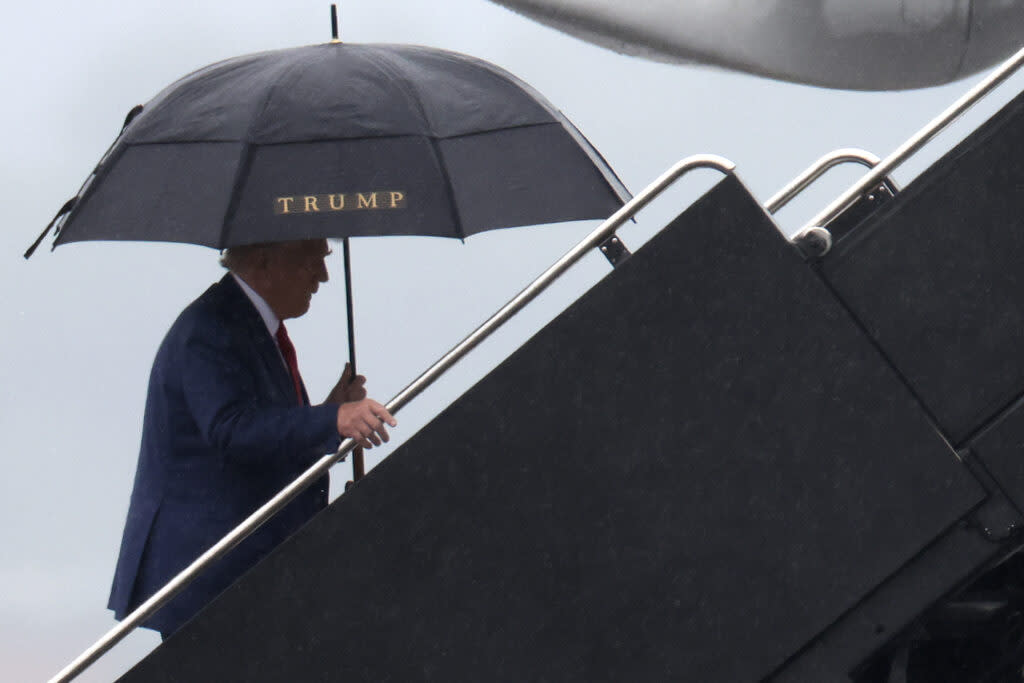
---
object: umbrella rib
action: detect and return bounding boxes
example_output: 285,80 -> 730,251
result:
217,143 -> 256,248
123,121 -> 561,146
362,47 -> 467,239
429,137 -> 466,240
51,126 -> 140,248
217,56 -> 304,248
432,48 -> 632,204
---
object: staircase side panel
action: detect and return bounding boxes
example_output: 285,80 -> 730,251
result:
120,176 -> 981,682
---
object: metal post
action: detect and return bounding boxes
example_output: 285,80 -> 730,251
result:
330,4 -> 340,43
48,154 -> 735,683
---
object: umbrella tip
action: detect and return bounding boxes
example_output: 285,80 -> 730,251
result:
329,4 -> 341,43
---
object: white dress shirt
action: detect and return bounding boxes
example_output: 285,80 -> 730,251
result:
231,272 -> 288,369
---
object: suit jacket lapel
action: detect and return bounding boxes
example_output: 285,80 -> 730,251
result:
218,274 -> 298,405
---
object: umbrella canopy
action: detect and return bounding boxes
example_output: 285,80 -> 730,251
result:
46,42 -> 629,250
30,39 -> 632,486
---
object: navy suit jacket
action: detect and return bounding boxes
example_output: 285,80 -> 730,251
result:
108,274 -> 340,634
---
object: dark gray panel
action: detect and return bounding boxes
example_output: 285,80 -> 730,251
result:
820,89 -> 1024,444
120,177 -> 982,682
970,399 -> 1024,516
770,517 -> 1005,682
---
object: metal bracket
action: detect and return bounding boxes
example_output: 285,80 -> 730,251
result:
960,449 -> 1024,543
824,178 -> 900,245
790,176 -> 900,261
598,233 -> 631,267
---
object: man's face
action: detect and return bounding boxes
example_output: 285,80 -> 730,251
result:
262,239 -> 331,319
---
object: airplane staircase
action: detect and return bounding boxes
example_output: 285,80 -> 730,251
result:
103,84 -> 1024,682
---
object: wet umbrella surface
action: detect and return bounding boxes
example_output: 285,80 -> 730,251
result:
27,38 -> 629,482
41,41 -> 628,251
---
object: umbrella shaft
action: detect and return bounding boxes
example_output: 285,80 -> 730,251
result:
342,236 -> 365,481
343,237 -> 357,374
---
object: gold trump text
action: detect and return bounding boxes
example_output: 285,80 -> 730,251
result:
274,191 -> 407,215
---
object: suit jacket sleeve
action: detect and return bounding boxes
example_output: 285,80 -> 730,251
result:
178,310 -> 340,466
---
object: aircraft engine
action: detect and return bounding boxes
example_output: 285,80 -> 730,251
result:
488,0 -> 1024,90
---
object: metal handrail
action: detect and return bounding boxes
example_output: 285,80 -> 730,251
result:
764,148 -> 882,215
49,153 -> 736,683
796,43 -> 1024,243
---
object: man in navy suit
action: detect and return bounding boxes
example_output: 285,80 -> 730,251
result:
108,238 -> 396,638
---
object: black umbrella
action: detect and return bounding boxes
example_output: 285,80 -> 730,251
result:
27,17 -> 629,478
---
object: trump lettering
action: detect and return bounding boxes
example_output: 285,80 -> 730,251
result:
275,191 -> 407,215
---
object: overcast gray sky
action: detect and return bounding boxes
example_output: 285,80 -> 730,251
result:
4,1 -> 1024,680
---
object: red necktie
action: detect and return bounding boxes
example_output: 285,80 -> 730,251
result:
275,322 -> 305,405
